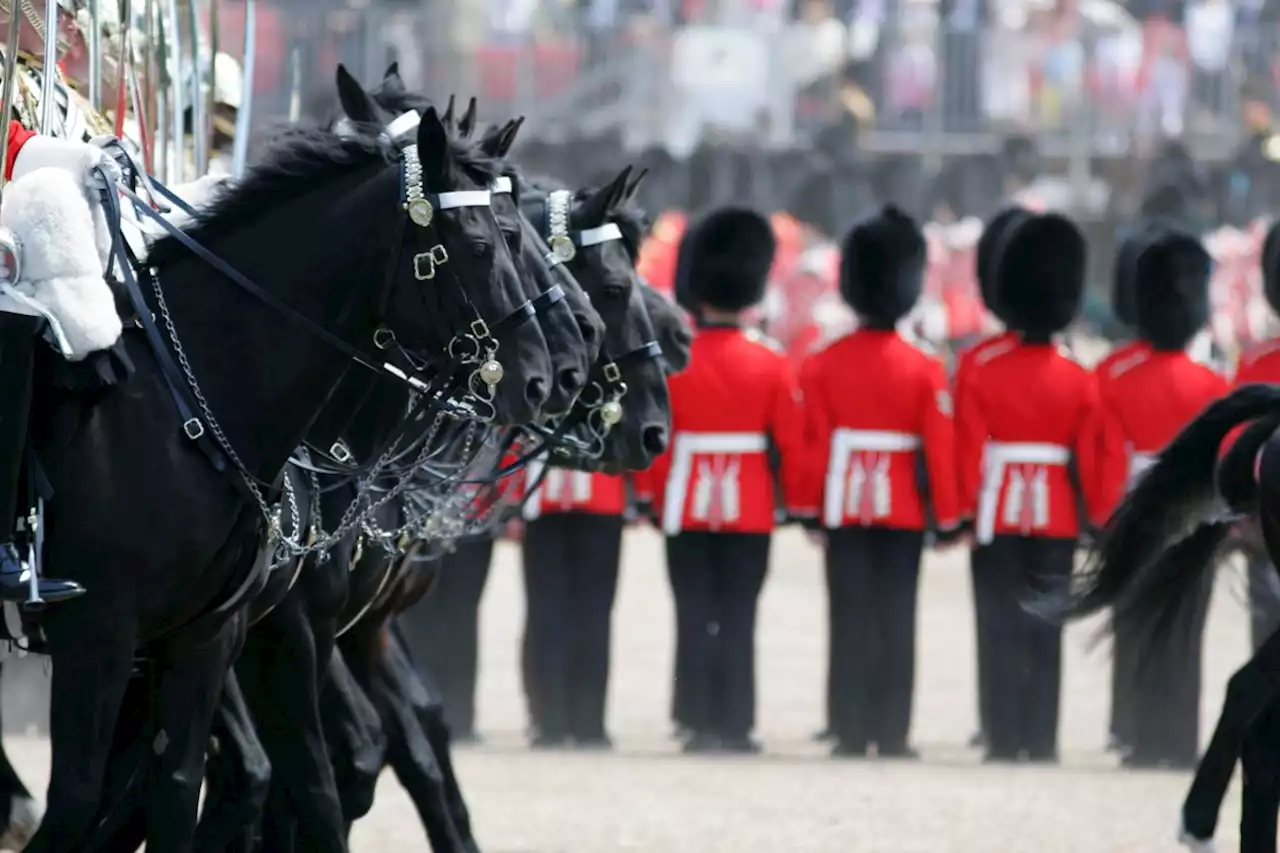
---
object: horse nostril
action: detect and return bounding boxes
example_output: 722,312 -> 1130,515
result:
641,425 -> 668,454
557,368 -> 585,396
525,378 -> 549,407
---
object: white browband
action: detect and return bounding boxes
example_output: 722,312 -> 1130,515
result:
577,223 -> 622,246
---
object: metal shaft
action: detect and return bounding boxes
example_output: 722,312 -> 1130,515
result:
187,0 -> 205,175
230,0 -> 253,178
0,1 -> 24,196
39,0 -> 60,133
88,0 -> 101,111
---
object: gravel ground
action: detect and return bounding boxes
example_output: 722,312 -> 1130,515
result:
0,527 -> 1258,852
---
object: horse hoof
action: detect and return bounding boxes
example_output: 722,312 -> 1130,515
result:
0,796 -> 43,851
1177,816 -> 1216,853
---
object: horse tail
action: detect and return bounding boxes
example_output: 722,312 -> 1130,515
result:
1070,383 -> 1280,619
1106,519 -> 1229,666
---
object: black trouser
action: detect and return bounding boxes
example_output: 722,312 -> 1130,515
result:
970,543 -> 995,740
396,536 -> 494,736
825,527 -> 924,751
1109,616 -> 1139,748
1248,551 -> 1280,651
971,535 -> 1075,758
521,512 -> 624,741
1126,565 -> 1213,767
0,313 -> 37,536
665,531 -> 771,740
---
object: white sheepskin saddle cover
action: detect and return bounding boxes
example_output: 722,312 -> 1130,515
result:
1,166 -> 121,360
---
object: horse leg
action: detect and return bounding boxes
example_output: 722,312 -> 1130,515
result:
237,593 -> 346,853
1239,699 -> 1280,853
143,614 -> 246,852
26,620 -> 136,853
346,625 -> 464,853
320,649 -> 386,828
194,671 -> 272,853
386,627 -> 479,852
0,664 -> 42,852
1181,626 -> 1280,842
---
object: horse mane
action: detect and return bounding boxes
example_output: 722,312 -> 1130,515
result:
150,122 -> 501,266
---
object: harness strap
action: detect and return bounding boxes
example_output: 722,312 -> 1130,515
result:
101,184 -> 235,479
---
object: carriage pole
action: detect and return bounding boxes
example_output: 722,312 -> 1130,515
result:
165,0 -> 184,182
0,2 -> 23,197
230,0 -> 253,178
185,0 -> 205,175
88,0 -> 101,111
38,0 -> 59,133
206,0 -> 217,165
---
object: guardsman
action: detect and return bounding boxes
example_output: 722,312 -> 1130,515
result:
952,204 -> 1026,750
955,209 -> 1103,763
0,121 -> 124,604
1095,225 -> 1225,769
519,460 -> 629,749
801,205 -> 961,758
1233,221 -> 1280,651
639,206 -> 811,754
1096,223 -> 1161,756
398,531 -> 495,743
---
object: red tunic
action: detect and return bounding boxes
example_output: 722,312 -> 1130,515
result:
1218,339 -> 1280,458
956,340 -> 1104,541
800,329 -> 959,531
952,331 -> 1017,412
4,121 -> 35,180
1094,347 -> 1229,518
637,325 -> 810,534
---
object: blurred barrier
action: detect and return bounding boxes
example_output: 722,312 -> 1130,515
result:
224,4 -> 1270,162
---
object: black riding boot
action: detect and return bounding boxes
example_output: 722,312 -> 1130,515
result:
0,313 -> 83,603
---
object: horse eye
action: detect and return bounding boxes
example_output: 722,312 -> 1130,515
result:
472,241 -> 493,258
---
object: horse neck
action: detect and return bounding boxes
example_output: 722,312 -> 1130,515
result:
155,165 -> 395,482
341,377 -> 412,462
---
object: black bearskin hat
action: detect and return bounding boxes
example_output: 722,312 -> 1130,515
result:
975,206 -> 1029,315
993,212 -> 1087,338
1132,228 -> 1211,351
1111,225 -> 1158,329
1264,220 -> 1280,316
678,207 -> 775,312
838,205 -> 926,324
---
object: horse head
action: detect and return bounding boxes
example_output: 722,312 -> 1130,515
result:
344,68 -> 603,419
335,65 -> 550,425
521,170 -> 672,471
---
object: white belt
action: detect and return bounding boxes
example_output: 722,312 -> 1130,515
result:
662,431 -> 768,535
975,441 -> 1071,544
522,454 -> 595,520
1128,448 -> 1155,487
823,428 -> 921,528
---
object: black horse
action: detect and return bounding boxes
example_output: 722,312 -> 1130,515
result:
24,81 -> 545,852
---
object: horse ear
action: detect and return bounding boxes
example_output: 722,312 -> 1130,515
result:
417,107 -> 450,180
382,62 -> 406,95
458,97 -> 478,139
440,95 -> 456,135
606,165 -> 634,211
578,167 -> 630,225
497,116 -> 525,158
478,122 -> 507,157
335,64 -> 378,124
623,167 -> 648,203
